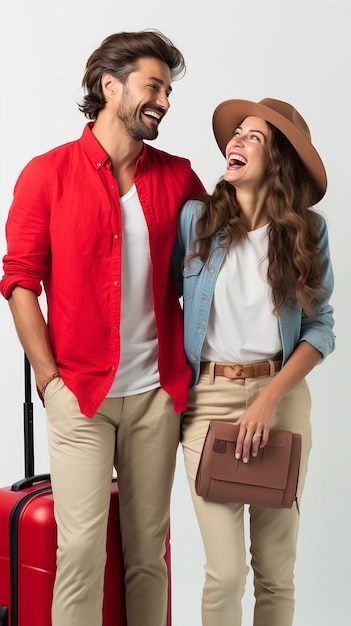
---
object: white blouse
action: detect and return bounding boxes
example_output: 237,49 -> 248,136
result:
201,224 -> 282,362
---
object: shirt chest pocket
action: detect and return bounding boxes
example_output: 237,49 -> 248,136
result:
182,258 -> 205,302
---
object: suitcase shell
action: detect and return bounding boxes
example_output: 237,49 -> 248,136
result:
0,477 -> 126,626
0,355 -> 171,625
0,477 -> 171,626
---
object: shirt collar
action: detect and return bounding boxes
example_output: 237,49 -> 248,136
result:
79,122 -> 152,172
79,122 -> 110,170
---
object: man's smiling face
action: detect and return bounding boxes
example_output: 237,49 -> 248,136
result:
117,56 -> 172,141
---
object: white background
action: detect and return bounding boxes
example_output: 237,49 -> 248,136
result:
0,1 -> 349,624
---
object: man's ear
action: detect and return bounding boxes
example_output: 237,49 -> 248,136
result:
101,73 -> 120,100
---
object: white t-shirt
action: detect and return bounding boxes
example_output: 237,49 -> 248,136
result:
201,224 -> 282,362
107,185 -> 160,397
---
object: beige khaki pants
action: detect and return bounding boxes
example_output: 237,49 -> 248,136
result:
45,377 -> 180,626
181,372 -> 312,626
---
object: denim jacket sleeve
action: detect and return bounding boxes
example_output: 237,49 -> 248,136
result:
279,212 -> 335,364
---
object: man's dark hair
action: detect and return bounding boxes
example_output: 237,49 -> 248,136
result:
78,30 -> 186,120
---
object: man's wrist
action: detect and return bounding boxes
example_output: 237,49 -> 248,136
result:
40,371 -> 61,395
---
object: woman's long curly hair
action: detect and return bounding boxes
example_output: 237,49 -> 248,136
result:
187,124 -> 326,318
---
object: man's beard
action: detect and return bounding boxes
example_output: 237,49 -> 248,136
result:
123,118 -> 159,141
118,94 -> 159,141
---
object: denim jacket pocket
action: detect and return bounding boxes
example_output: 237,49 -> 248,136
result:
182,258 -> 205,302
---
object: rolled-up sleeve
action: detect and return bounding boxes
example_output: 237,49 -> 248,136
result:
299,214 -> 335,359
1,157 -> 51,299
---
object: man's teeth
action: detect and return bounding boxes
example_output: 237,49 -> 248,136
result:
143,110 -> 161,120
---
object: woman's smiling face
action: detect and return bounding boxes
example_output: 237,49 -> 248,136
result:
223,116 -> 272,191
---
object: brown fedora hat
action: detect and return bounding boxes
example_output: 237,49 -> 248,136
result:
212,98 -> 327,202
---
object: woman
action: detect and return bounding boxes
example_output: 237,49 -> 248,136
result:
173,98 -> 335,626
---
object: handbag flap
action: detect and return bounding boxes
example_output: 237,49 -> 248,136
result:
207,422 -> 293,490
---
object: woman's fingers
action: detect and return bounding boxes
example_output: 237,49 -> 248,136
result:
235,423 -> 269,463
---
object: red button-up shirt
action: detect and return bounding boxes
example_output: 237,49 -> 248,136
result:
1,124 -> 205,417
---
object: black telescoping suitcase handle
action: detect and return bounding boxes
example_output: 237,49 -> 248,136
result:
24,353 -> 34,478
20,354 -> 50,487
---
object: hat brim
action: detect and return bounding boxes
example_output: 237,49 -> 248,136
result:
212,99 -> 327,203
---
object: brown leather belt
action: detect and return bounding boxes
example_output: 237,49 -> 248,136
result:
200,360 -> 281,379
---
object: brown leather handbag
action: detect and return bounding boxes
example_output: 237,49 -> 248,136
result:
195,422 -> 301,509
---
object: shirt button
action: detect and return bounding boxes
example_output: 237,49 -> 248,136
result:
190,354 -> 196,361
208,267 -> 214,274
114,234 -> 119,239
113,281 -> 119,286
96,162 -> 102,168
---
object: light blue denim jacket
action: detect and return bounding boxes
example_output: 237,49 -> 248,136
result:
173,199 -> 335,389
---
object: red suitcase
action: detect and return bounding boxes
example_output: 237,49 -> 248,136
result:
0,355 -> 171,626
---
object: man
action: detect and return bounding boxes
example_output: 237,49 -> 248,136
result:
1,30 -> 204,626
